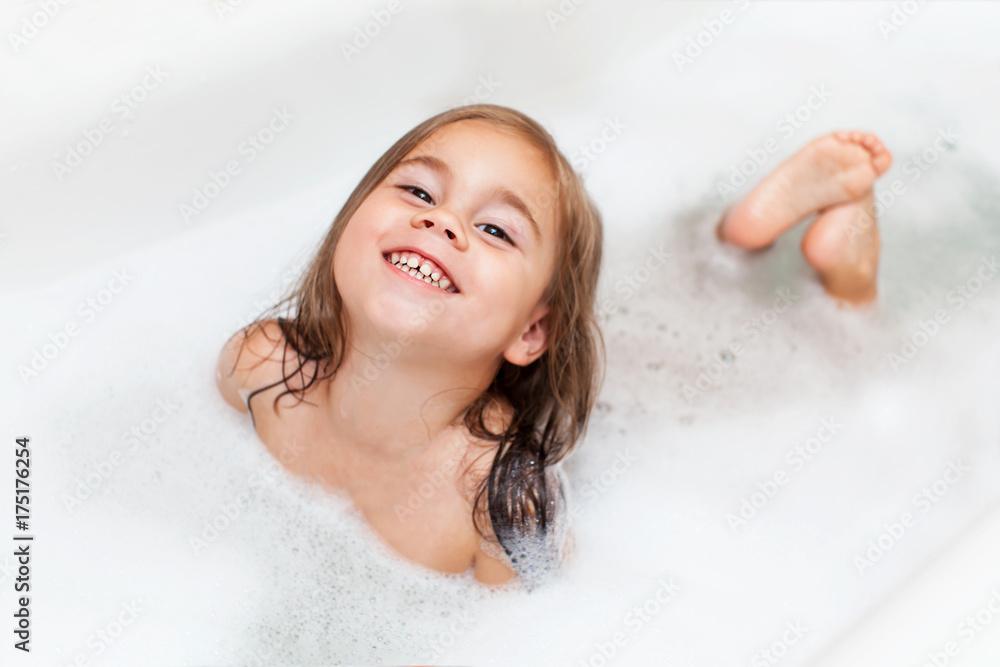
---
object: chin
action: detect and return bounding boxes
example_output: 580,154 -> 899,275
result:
359,292 -> 432,340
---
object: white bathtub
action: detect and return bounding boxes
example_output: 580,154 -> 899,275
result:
3,1 -> 1000,665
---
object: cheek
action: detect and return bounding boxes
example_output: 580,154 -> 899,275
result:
332,220 -> 367,289
336,210 -> 379,262
332,242 -> 346,283
473,262 -> 536,320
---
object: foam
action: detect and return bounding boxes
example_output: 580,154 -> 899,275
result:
4,1 -> 1000,665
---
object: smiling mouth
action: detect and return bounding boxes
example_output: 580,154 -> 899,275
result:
383,251 -> 459,293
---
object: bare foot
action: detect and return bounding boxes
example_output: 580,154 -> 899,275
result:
801,191 -> 880,304
717,131 -> 893,249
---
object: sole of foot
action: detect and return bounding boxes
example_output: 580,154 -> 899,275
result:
718,131 -> 893,250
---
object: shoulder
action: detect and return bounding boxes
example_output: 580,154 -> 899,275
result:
215,319 -> 293,413
459,399 -> 570,586
464,452 -> 517,586
452,397 -> 511,503
457,397 -> 522,585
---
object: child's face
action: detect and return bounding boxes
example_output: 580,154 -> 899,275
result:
334,119 -> 559,368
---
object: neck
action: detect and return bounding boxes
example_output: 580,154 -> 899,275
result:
323,339 -> 500,461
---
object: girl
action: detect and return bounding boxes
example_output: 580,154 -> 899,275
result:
216,105 -> 604,585
216,103 -> 892,586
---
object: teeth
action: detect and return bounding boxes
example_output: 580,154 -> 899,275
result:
386,251 -> 457,293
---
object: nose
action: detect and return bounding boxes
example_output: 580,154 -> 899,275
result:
411,207 -> 468,250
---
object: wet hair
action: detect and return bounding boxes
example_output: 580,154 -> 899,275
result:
235,104 -> 604,575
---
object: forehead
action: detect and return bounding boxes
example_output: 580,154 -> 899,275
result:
414,119 -> 551,171
402,120 -> 559,233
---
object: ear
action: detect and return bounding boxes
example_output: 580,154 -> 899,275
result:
502,303 -> 550,367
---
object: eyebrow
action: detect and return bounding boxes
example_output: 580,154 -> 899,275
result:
397,154 -> 453,179
395,154 -> 543,243
485,184 -> 542,243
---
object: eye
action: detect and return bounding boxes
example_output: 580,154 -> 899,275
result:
398,185 -> 434,205
476,222 -> 514,245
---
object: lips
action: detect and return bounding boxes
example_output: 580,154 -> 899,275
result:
382,247 -> 460,294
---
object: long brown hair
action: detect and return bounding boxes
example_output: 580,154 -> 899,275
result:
239,104 -> 604,574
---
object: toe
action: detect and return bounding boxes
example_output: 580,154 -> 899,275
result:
853,132 -> 893,176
